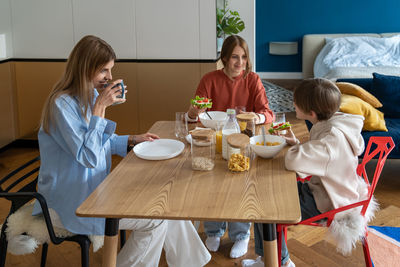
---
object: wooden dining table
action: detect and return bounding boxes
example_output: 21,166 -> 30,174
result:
76,114 -> 304,267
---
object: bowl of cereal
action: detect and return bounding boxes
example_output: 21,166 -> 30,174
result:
250,135 -> 286,158
199,111 -> 227,129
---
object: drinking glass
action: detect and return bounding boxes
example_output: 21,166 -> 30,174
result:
215,122 -> 224,154
175,112 -> 188,139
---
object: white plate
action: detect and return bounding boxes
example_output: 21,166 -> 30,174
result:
133,139 -> 185,160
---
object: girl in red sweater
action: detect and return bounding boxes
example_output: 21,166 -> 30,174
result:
187,35 -> 274,259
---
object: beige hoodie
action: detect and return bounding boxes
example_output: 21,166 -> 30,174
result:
285,112 -> 365,213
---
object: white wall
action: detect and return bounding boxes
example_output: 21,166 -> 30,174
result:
136,0 -> 200,59
72,0 -> 137,59
229,0 -> 255,70
200,0 -> 217,59
7,0 -> 217,60
0,0 -> 13,59
11,0 -> 74,58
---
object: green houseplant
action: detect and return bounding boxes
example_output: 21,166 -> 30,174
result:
216,1 -> 245,44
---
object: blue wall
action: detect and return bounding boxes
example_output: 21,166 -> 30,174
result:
256,0 -> 400,73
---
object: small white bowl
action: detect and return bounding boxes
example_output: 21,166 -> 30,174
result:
199,111 -> 227,129
250,135 -> 286,158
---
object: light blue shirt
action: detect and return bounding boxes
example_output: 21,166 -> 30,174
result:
33,90 -> 128,235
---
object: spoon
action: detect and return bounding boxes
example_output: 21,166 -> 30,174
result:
261,126 -> 267,146
205,110 -> 213,120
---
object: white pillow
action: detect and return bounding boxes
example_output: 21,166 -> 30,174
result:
314,35 -> 400,78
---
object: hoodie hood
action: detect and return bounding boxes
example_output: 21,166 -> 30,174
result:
311,112 -> 365,156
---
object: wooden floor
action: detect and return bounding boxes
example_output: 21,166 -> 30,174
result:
1,130 -> 400,266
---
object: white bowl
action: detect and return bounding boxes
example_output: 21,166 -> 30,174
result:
199,111 -> 227,129
250,135 -> 286,158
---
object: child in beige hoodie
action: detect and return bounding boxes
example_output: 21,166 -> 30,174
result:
243,78 -> 366,267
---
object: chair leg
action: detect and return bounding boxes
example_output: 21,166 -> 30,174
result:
79,238 -> 91,267
0,232 -> 8,267
40,243 -> 48,267
362,237 -> 373,267
277,225 -> 282,267
120,230 -> 126,249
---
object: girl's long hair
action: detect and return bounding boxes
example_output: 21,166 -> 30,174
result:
220,35 -> 252,78
41,35 -> 116,134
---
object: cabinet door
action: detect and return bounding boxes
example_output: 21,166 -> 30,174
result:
11,0 -> 74,58
72,0 -> 136,59
200,0 -> 217,59
0,63 -> 16,147
137,62 -> 200,132
14,62 -> 65,138
136,0 -> 200,59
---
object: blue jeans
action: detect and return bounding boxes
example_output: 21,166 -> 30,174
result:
254,182 -> 321,265
204,221 -> 251,241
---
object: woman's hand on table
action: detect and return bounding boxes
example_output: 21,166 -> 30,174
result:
93,79 -> 127,117
187,105 -> 206,120
129,133 -> 160,147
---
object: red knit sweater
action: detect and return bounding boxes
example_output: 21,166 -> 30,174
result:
194,69 -> 274,123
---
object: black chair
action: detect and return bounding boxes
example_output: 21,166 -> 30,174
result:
0,156 -> 126,267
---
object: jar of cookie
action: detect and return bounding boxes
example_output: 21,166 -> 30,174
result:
226,133 -> 251,172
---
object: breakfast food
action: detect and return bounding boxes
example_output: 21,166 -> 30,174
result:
255,141 -> 281,146
191,96 -> 212,109
268,122 -> 291,134
228,153 -> 250,172
192,157 -> 215,171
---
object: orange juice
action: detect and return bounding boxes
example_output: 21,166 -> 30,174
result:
216,130 -> 222,153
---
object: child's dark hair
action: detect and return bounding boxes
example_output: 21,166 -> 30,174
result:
294,78 -> 341,121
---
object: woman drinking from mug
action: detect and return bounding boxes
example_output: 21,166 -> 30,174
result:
33,35 -> 210,267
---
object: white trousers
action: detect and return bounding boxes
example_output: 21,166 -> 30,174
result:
117,219 -> 211,267
50,210 -> 210,267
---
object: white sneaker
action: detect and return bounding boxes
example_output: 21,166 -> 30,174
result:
242,256 -> 295,267
205,236 -> 220,252
283,258 -> 295,267
241,256 -> 264,267
230,237 -> 250,258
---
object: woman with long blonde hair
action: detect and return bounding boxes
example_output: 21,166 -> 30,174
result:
34,35 -> 210,266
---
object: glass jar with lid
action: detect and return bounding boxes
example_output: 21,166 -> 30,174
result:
236,113 -> 257,138
191,129 -> 215,171
226,133 -> 250,172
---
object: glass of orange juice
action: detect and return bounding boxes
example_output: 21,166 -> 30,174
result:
215,123 -> 223,153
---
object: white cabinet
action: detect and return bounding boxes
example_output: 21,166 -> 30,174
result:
200,0 -> 217,59
72,0 -> 136,59
135,0 -> 200,59
11,0 -> 74,58
9,0 -> 216,60
0,0 -> 13,59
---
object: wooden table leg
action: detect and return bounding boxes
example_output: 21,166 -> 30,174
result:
103,218 -> 119,267
263,223 -> 278,267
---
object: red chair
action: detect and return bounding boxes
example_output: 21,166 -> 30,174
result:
277,136 -> 395,267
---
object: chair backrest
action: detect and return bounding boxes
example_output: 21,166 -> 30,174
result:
357,136 -> 395,216
0,156 -> 40,214
0,156 -> 66,245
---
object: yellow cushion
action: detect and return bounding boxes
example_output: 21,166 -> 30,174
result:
336,82 -> 383,108
340,94 -> 388,131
